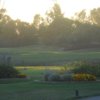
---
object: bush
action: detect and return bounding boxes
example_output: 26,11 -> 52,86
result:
17,74 -> 27,78
44,73 -> 50,81
73,73 -> 96,81
44,72 -> 73,82
0,64 -> 19,78
48,74 -> 61,81
71,61 -> 100,77
61,74 -> 73,81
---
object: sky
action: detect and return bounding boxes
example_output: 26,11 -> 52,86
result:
1,0 -> 100,23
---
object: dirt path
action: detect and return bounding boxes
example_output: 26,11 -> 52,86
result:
80,96 -> 100,100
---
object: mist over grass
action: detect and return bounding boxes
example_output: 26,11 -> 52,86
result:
0,46 -> 100,66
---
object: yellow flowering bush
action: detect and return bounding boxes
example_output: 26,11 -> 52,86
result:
73,73 -> 96,81
17,74 -> 27,78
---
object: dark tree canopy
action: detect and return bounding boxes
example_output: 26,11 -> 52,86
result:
0,4 -> 100,49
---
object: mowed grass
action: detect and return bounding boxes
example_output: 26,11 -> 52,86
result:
0,47 -> 100,65
0,80 -> 100,100
16,66 -> 63,80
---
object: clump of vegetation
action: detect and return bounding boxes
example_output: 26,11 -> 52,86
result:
73,73 -> 96,81
16,74 -> 27,78
44,73 -> 51,81
47,73 -> 61,81
71,61 -> 100,77
44,72 -> 96,82
0,55 -> 28,79
60,74 -> 73,81
44,61 -> 99,82
44,69 -> 74,82
0,64 -> 19,78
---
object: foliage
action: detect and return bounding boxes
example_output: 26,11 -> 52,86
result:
90,8 -> 100,25
0,64 -> 19,78
60,74 -> 73,81
0,6 -> 100,49
44,72 -> 51,81
46,73 -> 61,81
44,71 -> 73,82
73,73 -> 96,81
44,72 -> 96,82
45,70 -> 96,82
71,61 -> 100,77
16,74 -> 27,78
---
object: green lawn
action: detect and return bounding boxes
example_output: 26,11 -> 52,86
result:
16,66 -> 62,80
0,47 -> 100,65
0,80 -> 100,100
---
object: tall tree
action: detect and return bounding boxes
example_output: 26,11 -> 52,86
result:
74,10 -> 89,23
90,8 -> 100,25
46,3 -> 63,24
39,3 -> 74,47
33,14 -> 42,29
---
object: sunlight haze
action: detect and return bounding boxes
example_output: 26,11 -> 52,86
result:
3,0 -> 100,23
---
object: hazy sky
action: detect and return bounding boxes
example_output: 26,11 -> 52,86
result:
2,0 -> 100,23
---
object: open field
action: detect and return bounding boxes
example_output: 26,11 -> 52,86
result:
0,47 -> 100,65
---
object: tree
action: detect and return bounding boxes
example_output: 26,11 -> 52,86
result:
0,8 -> 6,19
74,10 -> 89,23
39,3 -> 74,47
0,0 -> 6,19
90,8 -> 100,25
46,3 -> 63,24
33,14 -> 42,29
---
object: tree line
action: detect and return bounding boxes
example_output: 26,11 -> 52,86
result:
0,3 -> 100,49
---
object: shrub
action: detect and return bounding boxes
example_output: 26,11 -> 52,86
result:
44,73 -> 50,81
0,64 -> 19,78
44,70 -> 54,81
73,73 -> 96,81
44,72 -> 74,82
17,74 -> 27,78
71,61 -> 100,77
48,74 -> 61,81
61,74 -> 73,81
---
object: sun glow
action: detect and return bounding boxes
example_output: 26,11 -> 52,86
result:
5,0 -> 54,23
4,0 -> 100,23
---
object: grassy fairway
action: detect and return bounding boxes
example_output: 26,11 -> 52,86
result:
0,80 -> 100,100
16,66 -> 63,80
0,47 -> 100,65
